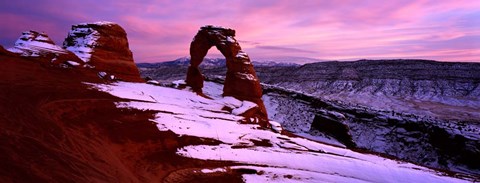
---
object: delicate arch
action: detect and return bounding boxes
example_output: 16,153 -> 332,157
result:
186,25 -> 269,127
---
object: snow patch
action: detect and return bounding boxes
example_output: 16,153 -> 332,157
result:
66,61 -> 80,66
236,51 -> 249,60
235,72 -> 257,81
226,36 -> 235,43
232,101 -> 257,115
146,80 -> 160,85
77,21 -> 116,26
200,168 -> 227,174
269,121 -> 283,133
172,79 -> 186,87
65,27 -> 100,62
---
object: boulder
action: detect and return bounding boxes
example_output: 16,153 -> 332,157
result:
186,25 -> 269,127
63,21 -> 143,82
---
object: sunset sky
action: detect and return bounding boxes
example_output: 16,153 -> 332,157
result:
1,0 -> 479,63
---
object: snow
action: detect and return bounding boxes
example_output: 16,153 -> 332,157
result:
236,51 -> 249,60
66,47 -> 93,62
232,101 -> 257,115
226,36 -> 235,43
7,47 -> 24,54
219,96 -> 243,109
269,121 -> 283,133
203,81 -> 224,99
179,145 -> 466,183
297,132 -> 345,147
35,34 -> 51,42
233,166 -> 364,183
235,72 -> 257,81
200,168 -> 227,174
172,79 -> 186,87
146,80 -> 160,85
77,21 -> 116,26
66,61 -> 80,66
65,27 -> 100,62
202,25 -> 229,30
8,34 -> 67,57
87,81 -> 471,183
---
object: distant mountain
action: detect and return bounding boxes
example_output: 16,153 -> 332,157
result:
253,56 -> 323,65
137,57 -> 223,68
136,57 -> 299,68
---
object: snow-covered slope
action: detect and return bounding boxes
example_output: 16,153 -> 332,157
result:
87,81 -> 472,182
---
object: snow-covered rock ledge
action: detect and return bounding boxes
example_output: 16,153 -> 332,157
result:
87,81 -> 472,182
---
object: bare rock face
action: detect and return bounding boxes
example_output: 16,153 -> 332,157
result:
0,45 -> 9,55
186,25 -> 269,127
310,112 -> 356,148
63,22 -> 143,82
5,30 -> 83,65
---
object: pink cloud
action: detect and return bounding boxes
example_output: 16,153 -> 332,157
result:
1,0 -> 479,62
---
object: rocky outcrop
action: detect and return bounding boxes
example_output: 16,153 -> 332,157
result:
63,21 -> 143,82
186,25 -> 268,127
1,22 -> 143,82
310,111 -> 356,148
6,30 -> 84,65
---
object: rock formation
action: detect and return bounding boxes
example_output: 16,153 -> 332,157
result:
186,25 -> 269,127
2,22 -> 143,82
6,30 -> 84,65
63,21 -> 143,82
310,112 -> 356,148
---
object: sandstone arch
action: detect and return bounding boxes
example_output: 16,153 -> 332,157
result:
186,25 -> 269,127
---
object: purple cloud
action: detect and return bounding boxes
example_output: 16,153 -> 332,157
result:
1,0 -> 479,63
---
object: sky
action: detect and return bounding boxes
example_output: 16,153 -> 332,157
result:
0,0 -> 479,63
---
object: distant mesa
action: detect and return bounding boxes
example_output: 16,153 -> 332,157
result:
1,21 -> 143,82
186,25 -> 269,128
